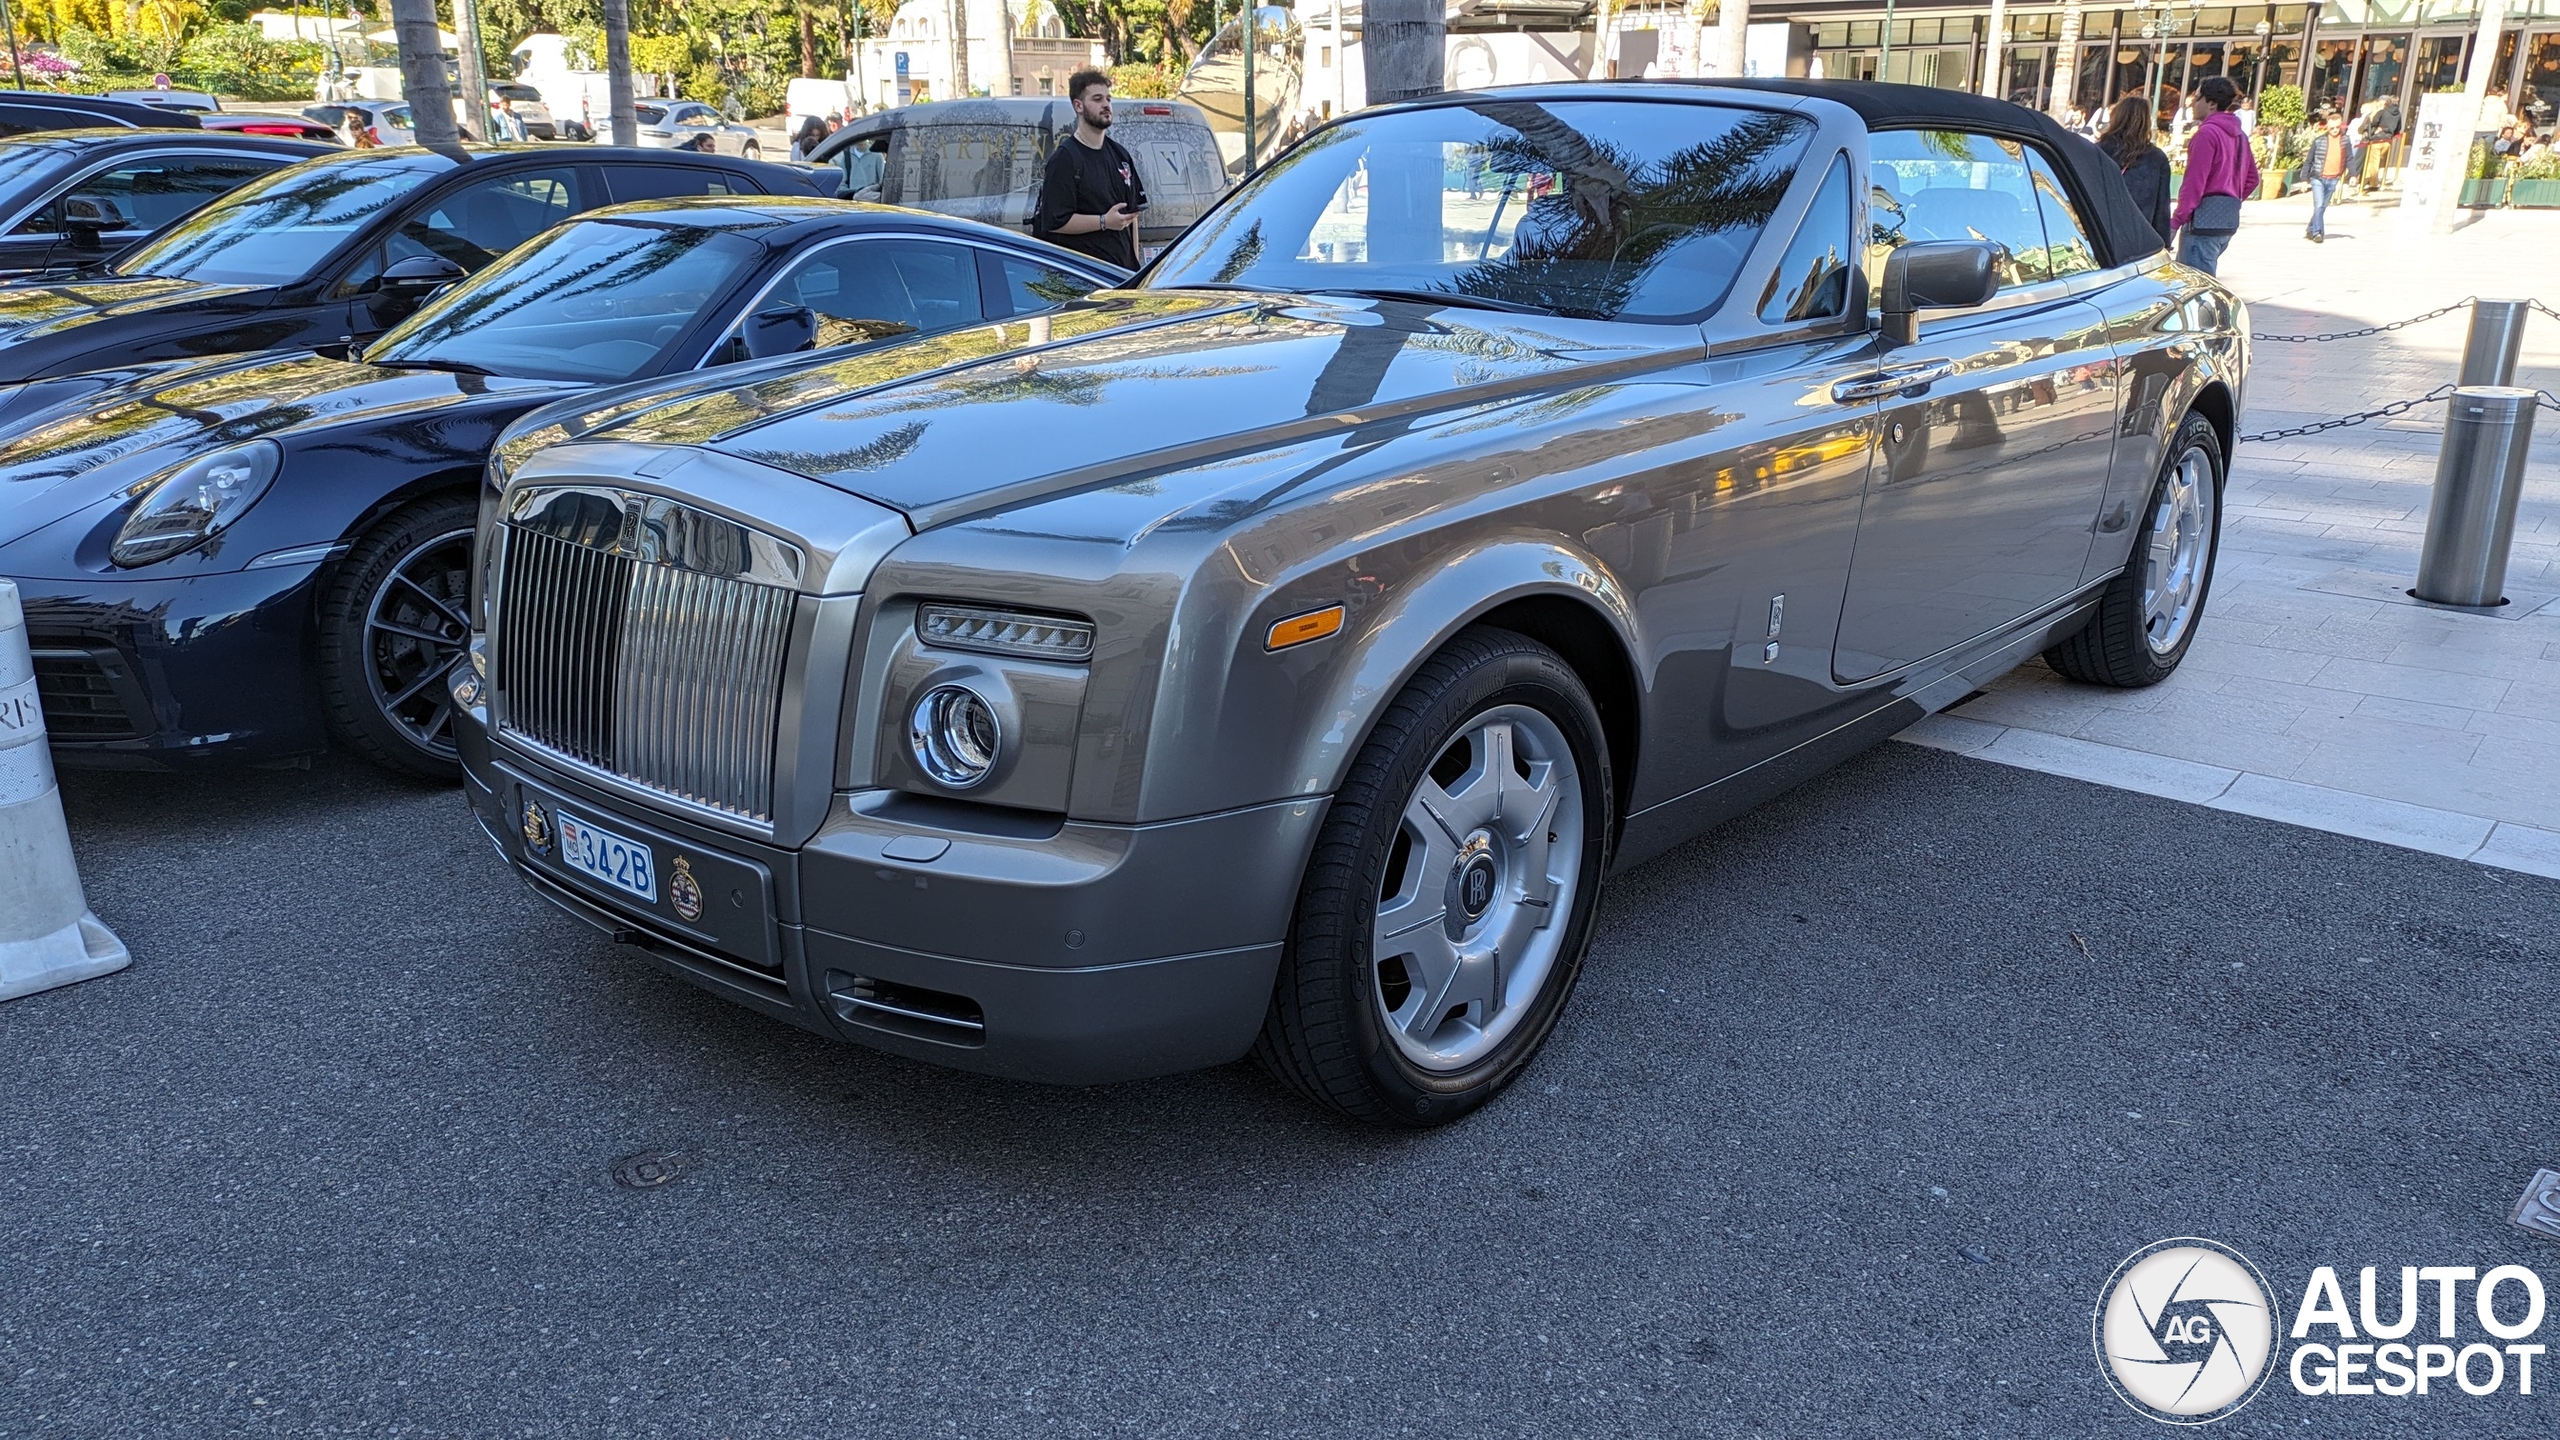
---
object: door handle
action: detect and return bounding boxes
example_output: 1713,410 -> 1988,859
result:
1832,361 -> 1959,404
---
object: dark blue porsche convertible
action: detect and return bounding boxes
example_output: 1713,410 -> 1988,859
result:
0,196 -> 1119,776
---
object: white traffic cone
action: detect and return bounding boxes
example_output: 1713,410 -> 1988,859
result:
0,577 -> 129,1002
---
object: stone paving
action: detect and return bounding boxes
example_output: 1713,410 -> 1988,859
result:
1904,198 -> 2560,878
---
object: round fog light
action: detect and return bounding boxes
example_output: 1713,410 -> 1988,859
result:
910,684 -> 1001,788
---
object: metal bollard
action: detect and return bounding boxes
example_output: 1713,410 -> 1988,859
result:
2458,300 -> 2531,388
0,578 -> 130,1002
2413,387 -> 2539,607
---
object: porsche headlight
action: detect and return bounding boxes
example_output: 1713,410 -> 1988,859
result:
110,441 -> 281,567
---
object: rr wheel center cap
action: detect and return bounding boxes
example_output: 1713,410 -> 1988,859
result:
1450,832 -> 1501,925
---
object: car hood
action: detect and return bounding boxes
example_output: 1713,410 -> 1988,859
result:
515,290 -> 1684,529
0,351 -> 572,547
0,274 -> 269,347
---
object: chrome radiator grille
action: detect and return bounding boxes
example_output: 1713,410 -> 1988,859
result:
494,496 -> 801,824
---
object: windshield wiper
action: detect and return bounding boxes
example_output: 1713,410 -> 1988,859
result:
1308,286 -> 1562,317
372,356 -> 498,376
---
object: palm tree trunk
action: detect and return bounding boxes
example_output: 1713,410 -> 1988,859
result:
1714,0 -> 1749,78
387,0 -> 458,147
801,4 -> 818,77
452,0 -> 490,140
990,0 -> 1015,98
950,0 -> 971,99
1361,0 -> 1442,106
603,0 -> 637,146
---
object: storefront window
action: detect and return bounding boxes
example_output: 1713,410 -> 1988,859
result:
2310,37 -> 2359,111
2358,32 -> 2410,107
2523,33 -> 2560,127
2415,34 -> 2466,92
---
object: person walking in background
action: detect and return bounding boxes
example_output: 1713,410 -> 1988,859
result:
2172,76 -> 2259,275
790,115 -> 829,164
2302,109 -> 2350,242
2096,96 -> 2173,249
1034,69 -> 1147,271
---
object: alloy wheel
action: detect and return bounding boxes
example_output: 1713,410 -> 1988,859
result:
362,525 -> 473,761
2141,447 -> 2216,656
1371,704 -> 1585,1072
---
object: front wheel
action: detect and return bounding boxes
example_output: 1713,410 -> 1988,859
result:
2044,410 -> 2223,687
316,495 -> 477,780
1255,627 -> 1613,1127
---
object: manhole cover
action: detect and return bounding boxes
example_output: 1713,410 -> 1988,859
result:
611,1150 -> 687,1189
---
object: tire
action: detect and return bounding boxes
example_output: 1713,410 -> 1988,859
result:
2044,410 -> 2224,687
1254,626 -> 1614,1127
316,495 -> 477,781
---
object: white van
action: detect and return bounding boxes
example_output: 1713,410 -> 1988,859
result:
809,97 -> 1228,257
786,77 -> 854,137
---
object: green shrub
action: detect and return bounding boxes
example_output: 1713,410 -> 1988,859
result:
2517,152 -> 2560,180
2258,84 -> 2306,133
1108,62 -> 1177,99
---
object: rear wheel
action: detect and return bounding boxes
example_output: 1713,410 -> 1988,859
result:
317,495 -> 476,780
2044,410 -> 2223,687
1254,627 -> 1613,1127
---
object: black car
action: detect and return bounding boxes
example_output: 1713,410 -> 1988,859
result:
0,90 -> 201,136
0,144 -> 825,385
0,128 -> 335,281
0,197 -> 1121,775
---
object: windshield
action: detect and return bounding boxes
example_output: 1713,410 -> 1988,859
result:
115,151 -> 457,286
635,105 -> 667,126
368,219 -> 761,382
1148,100 -> 1811,321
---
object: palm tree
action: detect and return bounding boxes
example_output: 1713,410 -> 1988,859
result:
387,0 -> 459,147
452,0 -> 491,141
1363,0 -> 1442,106
603,0 -> 637,147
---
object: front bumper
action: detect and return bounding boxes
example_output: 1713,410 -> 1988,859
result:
15,560 -> 331,767
463,719 -> 1327,1086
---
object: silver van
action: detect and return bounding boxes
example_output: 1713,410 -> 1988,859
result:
809,96 -> 1227,254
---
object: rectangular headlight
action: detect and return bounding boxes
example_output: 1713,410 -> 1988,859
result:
917,603 -> 1096,663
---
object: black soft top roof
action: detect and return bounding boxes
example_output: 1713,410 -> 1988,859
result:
1678,78 -> 2167,265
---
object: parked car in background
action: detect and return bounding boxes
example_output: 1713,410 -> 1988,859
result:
457,80 -> 2235,1125
303,101 -> 414,147
810,96 -> 1227,256
0,129 -> 332,281
198,115 -> 341,143
0,198 -> 1116,776
0,144 -> 820,385
0,90 -> 200,136
105,89 -> 222,115
492,83 -> 557,140
611,100 -> 764,159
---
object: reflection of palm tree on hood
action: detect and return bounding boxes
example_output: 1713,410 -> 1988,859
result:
1450,107 -> 1803,318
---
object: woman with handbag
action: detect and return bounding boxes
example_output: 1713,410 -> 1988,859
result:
2172,76 -> 2260,275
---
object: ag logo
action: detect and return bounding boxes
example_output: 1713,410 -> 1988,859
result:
2096,1238 -> 2281,1424
669,855 -> 704,923
520,798 -> 551,855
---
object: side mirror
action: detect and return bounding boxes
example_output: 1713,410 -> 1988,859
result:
365,254 -> 467,323
60,195 -> 128,249
741,304 -> 817,359
1879,240 -> 2002,346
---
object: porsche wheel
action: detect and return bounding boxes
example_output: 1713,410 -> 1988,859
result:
2045,410 -> 2223,687
317,495 -> 476,780
1255,627 -> 1613,1127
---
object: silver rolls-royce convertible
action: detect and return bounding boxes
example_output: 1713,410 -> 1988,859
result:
455,79 -> 2246,1127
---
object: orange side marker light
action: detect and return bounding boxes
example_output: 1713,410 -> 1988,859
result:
1266,605 -> 1346,651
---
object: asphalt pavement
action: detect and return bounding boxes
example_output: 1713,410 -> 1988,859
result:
5,744 -> 2557,1438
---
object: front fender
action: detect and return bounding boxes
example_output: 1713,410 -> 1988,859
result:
1248,537 -> 1640,814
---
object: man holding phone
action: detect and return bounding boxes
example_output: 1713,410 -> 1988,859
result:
1036,69 -> 1148,271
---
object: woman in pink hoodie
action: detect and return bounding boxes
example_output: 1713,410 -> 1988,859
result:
2171,76 -> 2261,275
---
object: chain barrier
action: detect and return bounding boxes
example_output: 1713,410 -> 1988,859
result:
2529,299 -> 2560,326
2238,383 -> 2458,444
2248,299 -> 2476,344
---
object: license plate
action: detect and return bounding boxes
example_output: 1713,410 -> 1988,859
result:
557,811 -> 657,903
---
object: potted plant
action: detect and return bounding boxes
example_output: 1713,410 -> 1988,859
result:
2512,152 -> 2560,207
2460,139 -> 2506,207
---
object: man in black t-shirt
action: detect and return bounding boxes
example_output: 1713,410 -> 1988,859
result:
1035,69 -> 1148,271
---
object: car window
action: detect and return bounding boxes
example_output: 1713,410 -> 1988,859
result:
1148,99 -> 1814,322
634,105 -> 668,126
1866,129 -> 2051,295
1756,154 -> 1852,325
605,166 -> 747,202
371,219 -> 761,382
991,252 -> 1100,318
117,151 -> 459,285
2024,147 -> 2101,280
339,167 -> 584,293
678,109 -> 723,129
761,238 -> 987,349
37,155 -> 291,236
